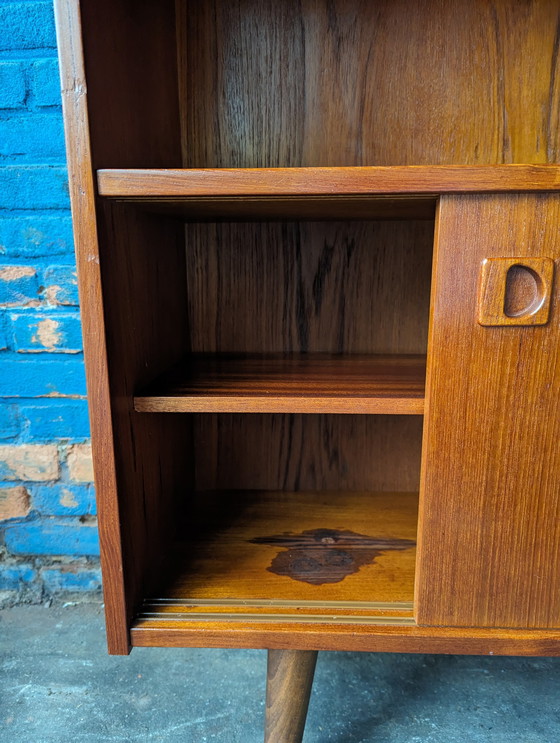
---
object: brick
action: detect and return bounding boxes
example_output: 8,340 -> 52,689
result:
41,265 -> 79,306
67,444 -> 93,482
0,444 -> 58,481
42,566 -> 102,593
0,216 -> 74,258
0,61 -> 26,109
0,403 -> 20,440
0,166 -> 70,211
32,483 -> 96,516
0,310 -> 9,349
0,564 -> 37,590
0,356 -> 87,397
20,400 -> 90,440
4,518 -> 100,556
0,485 -> 31,520
0,265 -> 38,307
11,311 -> 83,353
0,113 -> 66,163
28,59 -> 62,108
0,3 -> 57,52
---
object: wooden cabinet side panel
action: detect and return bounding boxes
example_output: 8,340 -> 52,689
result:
416,194 -> 560,629
55,0 -> 186,654
54,0 -> 130,654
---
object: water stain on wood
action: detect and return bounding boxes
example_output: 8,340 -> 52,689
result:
250,528 -> 415,585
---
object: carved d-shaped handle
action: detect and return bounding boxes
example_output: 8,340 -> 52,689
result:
477,257 -> 554,326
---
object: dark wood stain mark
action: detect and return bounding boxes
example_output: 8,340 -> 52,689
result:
250,528 -> 415,585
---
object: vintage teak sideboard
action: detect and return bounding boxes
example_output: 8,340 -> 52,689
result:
55,0 -> 560,740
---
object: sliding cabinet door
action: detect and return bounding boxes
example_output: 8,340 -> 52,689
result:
416,194 -> 560,629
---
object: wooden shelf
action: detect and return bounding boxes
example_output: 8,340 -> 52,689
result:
134,354 -> 426,415
133,490 -> 418,634
97,165 -> 560,219
98,165 -> 560,198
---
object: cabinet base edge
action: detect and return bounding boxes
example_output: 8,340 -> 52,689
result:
130,623 -> 560,656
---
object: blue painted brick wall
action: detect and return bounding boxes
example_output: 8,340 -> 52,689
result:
0,1 -> 100,601
4,518 -> 100,556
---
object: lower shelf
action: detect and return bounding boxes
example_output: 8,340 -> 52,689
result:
133,490 -> 418,633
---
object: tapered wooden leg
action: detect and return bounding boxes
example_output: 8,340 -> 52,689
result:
264,649 -> 318,743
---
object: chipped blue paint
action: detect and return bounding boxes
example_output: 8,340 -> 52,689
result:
5,518 -> 100,556
0,216 -> 74,259
32,483 -> 96,516
40,265 -> 79,306
0,265 -> 38,306
20,400 -> 90,440
10,310 -> 83,352
0,1 -> 98,591
0,402 -> 20,439
42,567 -> 102,592
0,563 -> 36,590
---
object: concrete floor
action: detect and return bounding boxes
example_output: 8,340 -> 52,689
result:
1,604 -> 559,742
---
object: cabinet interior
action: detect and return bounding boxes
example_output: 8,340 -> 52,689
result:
82,0 -> 560,170
75,0 -> 560,632
127,214 -> 432,620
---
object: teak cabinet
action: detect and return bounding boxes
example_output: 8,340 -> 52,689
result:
56,0 -> 560,740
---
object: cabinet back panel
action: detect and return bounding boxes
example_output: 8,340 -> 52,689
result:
185,218 -> 432,490
185,220 -> 434,354
193,414 -> 423,493
180,0 -> 560,168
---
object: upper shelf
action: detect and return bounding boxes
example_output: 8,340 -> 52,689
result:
98,165 -> 560,196
134,354 -> 426,415
96,165 -> 560,219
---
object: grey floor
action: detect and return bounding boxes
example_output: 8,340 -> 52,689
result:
1,604 -> 559,742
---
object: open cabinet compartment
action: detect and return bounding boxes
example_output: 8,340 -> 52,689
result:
129,212 -> 433,630
56,0 -> 560,654
80,0 -> 560,171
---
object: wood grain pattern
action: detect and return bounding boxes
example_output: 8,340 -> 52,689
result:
80,0 -> 181,169
265,649 -> 317,743
54,0 -> 129,655
143,491 -> 418,606
94,204 -> 192,642
130,620 -> 560,656
185,220 -> 433,355
193,415 -> 423,493
56,0 -> 188,655
59,0 -> 560,666
98,165 -> 560,198
180,0 -> 560,168
477,257 -> 554,326
185,219 -> 431,493
134,354 -> 426,414
416,194 -> 560,629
